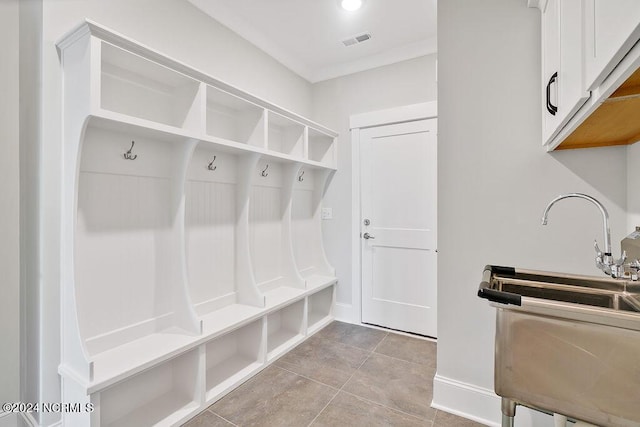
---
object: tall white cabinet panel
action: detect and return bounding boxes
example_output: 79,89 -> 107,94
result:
541,0 -> 590,144
584,0 -> 640,91
57,20 -> 338,427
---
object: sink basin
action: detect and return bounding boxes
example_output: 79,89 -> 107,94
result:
478,265 -> 640,427
479,266 -> 640,318
498,280 -> 640,313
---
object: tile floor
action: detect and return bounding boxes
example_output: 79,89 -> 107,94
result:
183,321 -> 484,427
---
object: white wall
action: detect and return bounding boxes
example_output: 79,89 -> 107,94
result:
0,0 -> 21,414
34,2 -> 315,425
627,143 -> 640,230
20,1 -> 43,423
311,55 -> 437,312
436,1 -> 628,425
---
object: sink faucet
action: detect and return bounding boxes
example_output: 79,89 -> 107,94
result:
541,193 -> 617,276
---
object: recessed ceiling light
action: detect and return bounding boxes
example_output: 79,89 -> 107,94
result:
341,0 -> 363,12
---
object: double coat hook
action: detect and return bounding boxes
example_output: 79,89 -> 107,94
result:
123,141 -> 137,160
207,156 -> 217,171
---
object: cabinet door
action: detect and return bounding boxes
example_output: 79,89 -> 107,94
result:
542,0 -> 590,145
584,0 -> 640,90
542,0 -> 561,143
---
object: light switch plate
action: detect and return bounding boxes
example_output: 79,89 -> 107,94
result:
321,207 -> 333,220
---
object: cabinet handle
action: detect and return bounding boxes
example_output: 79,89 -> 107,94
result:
546,72 -> 558,116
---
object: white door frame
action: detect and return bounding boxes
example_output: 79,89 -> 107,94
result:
349,101 -> 437,325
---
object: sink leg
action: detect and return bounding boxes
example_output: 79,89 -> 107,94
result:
501,398 -> 516,427
502,414 -> 515,427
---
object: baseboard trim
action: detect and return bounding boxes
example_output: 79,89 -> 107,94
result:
333,302 -> 354,323
432,373 -> 501,427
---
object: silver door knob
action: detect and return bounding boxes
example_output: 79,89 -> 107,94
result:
363,232 -> 375,240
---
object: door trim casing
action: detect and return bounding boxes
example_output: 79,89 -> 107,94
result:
348,101 -> 437,325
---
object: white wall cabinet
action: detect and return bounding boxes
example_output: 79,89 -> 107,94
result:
535,0 -> 640,149
541,0 -> 590,144
57,20 -> 337,426
583,0 -> 640,91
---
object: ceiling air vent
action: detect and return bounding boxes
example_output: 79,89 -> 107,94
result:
342,33 -> 372,47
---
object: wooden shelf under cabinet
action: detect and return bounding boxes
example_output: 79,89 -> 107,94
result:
557,67 -> 640,149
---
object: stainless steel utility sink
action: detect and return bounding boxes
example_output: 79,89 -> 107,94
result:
479,265 -> 640,427
490,270 -> 640,313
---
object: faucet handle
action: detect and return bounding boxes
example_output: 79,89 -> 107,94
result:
594,241 -> 603,257
616,250 -> 628,266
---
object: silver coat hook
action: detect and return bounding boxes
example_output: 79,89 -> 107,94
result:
261,164 -> 269,177
298,170 -> 305,182
207,156 -> 217,171
124,140 -> 137,160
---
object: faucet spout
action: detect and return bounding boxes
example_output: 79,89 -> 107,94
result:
541,193 -> 612,256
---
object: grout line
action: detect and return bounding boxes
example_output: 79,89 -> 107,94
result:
274,365 -> 341,392
306,348 -> 373,427
206,409 -> 239,426
370,349 -> 438,370
306,387 -> 340,426
312,332 -> 387,354
338,389 -> 437,424
370,332 -> 388,354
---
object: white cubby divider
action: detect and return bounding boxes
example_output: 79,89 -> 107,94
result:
98,349 -> 201,427
205,319 -> 265,403
267,299 -> 306,361
308,127 -> 337,167
58,20 -> 338,426
307,286 -> 336,335
100,42 -> 203,132
206,86 -> 266,147
267,110 -> 305,157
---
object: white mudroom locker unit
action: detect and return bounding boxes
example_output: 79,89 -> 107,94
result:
57,20 -> 338,426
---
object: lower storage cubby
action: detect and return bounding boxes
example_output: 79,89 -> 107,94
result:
307,286 -> 334,334
99,350 -> 199,427
267,300 -> 305,361
205,319 -> 264,402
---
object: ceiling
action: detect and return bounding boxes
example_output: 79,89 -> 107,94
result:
188,0 -> 437,83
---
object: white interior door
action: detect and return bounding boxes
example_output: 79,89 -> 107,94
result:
360,119 -> 437,337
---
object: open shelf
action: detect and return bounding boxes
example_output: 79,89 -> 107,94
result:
307,128 -> 336,167
205,319 -> 264,402
307,286 -> 334,334
268,111 -> 305,157
267,300 -> 305,361
75,124 -> 198,368
100,42 -> 201,131
99,350 -> 199,427
206,86 -> 265,146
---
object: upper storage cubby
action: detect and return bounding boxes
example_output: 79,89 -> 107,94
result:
100,42 -> 201,131
308,128 -> 336,167
206,86 -> 265,147
267,111 -> 305,157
